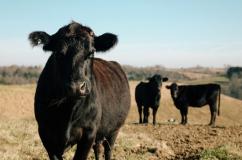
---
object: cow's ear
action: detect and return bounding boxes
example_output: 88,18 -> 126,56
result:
166,85 -> 171,89
28,31 -> 50,47
94,33 -> 118,52
163,77 -> 168,82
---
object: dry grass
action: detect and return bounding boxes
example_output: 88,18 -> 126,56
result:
0,119 -> 47,160
0,82 -> 242,159
0,85 -> 35,120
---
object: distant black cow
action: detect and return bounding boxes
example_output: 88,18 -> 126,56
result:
166,83 -> 221,127
135,74 -> 168,125
28,22 -> 130,160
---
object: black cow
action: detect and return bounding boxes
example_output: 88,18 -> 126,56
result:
166,83 -> 221,127
28,22 -> 130,160
135,74 -> 168,125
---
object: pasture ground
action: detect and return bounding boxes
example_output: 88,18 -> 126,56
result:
0,81 -> 242,159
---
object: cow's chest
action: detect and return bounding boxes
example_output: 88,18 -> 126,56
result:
38,97 -> 100,151
64,123 -> 83,147
174,98 -> 187,107
64,108 -> 100,147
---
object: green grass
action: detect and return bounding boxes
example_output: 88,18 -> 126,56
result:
200,146 -> 242,160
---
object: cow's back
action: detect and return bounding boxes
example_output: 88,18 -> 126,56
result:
179,84 -> 220,107
182,84 -> 220,97
93,58 -> 130,136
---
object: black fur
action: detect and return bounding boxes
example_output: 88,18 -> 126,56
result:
166,83 -> 221,127
94,33 -> 118,52
28,31 -> 50,46
135,74 -> 168,125
29,22 -> 130,160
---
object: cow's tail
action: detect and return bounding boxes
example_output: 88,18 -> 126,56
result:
217,86 -> 221,116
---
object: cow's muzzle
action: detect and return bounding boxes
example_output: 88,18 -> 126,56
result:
68,81 -> 91,97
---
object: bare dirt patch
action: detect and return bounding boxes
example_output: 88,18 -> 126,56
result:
113,123 -> 242,160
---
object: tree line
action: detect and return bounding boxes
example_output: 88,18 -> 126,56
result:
0,65 -> 241,100
122,65 -> 189,81
225,67 -> 242,100
0,65 -> 190,85
0,65 -> 42,84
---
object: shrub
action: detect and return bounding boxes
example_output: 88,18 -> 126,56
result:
226,67 -> 242,79
227,75 -> 242,100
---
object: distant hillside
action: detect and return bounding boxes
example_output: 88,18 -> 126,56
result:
122,65 -> 189,81
0,65 -> 41,84
0,65 -> 241,100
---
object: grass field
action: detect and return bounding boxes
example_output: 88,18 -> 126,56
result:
0,81 -> 242,159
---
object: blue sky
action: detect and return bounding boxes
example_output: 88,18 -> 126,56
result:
0,0 -> 242,67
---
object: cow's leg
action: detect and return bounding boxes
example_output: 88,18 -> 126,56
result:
179,109 -> 185,124
184,107 -> 188,125
209,104 -> 217,127
93,142 -> 101,160
137,104 -> 143,123
73,134 -> 95,160
143,106 -> 149,124
38,128 -> 63,160
103,130 -> 119,160
152,107 -> 158,125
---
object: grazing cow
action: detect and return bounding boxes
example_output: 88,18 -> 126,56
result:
166,83 -> 221,127
28,22 -> 130,160
135,74 -> 168,125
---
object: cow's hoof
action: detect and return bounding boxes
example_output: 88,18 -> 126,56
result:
181,122 -> 188,125
143,120 -> 148,124
209,124 -> 216,128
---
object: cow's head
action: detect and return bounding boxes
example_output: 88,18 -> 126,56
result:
166,83 -> 179,99
148,74 -> 168,88
29,21 -> 118,97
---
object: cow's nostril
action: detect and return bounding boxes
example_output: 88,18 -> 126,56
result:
79,82 -> 86,91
